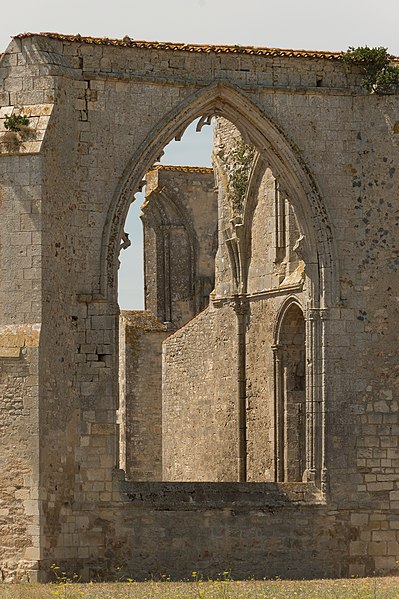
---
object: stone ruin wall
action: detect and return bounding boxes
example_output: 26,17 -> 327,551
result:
162,119 -> 306,482
0,33 -> 398,580
142,165 -> 217,328
118,166 -> 218,482
162,305 -> 238,481
0,326 -> 40,578
118,311 -> 169,481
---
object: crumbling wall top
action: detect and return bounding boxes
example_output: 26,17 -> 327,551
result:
120,310 -> 168,332
145,165 -> 213,197
13,32 -> 344,60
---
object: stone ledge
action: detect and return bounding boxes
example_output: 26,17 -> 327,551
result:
121,481 -> 324,508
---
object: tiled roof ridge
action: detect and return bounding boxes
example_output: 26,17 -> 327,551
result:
14,32 -> 344,60
150,165 -> 213,173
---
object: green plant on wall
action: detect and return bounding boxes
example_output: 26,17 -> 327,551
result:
341,46 -> 399,92
4,112 -> 30,131
228,140 -> 255,214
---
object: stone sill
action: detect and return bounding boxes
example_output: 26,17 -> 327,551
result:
121,481 -> 324,508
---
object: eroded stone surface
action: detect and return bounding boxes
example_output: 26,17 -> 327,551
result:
0,32 -> 398,581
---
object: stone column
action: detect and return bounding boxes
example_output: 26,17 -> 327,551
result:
233,296 -> 249,482
304,308 -> 328,488
272,344 -> 283,482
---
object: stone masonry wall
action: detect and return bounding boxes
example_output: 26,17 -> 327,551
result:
89,487 -> 349,580
0,50 -> 45,577
119,311 -> 169,481
0,341 -> 40,581
0,33 -> 398,579
143,166 -> 217,328
163,304 -> 237,481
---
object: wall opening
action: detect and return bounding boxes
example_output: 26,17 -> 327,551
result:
111,88 -> 328,488
118,121 -> 214,311
118,195 -> 145,310
275,302 -> 306,482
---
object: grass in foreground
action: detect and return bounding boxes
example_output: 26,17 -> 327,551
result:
1,577 -> 399,599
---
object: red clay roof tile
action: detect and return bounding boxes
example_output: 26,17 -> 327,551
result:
14,32 -> 343,60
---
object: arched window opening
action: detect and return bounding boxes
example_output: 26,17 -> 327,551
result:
275,302 -> 306,482
112,92 -> 328,489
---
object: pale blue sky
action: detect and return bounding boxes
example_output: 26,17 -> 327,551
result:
2,0 -> 398,308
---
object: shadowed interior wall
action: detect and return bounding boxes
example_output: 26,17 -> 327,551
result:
278,303 -> 306,482
119,311 -> 169,481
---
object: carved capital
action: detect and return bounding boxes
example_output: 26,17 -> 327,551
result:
307,307 -> 329,322
319,308 -> 329,321
232,295 -> 249,316
271,344 -> 281,358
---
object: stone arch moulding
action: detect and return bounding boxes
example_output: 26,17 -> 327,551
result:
100,81 -> 338,308
273,295 -> 327,492
274,295 -> 304,346
275,298 -> 306,483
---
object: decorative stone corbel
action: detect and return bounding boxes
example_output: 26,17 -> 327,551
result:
196,115 -> 213,132
120,231 -> 131,253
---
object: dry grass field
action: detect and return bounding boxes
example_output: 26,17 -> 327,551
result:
0,577 -> 399,599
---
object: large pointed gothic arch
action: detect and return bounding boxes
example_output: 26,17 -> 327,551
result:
101,82 -> 338,308
104,81 -> 335,491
